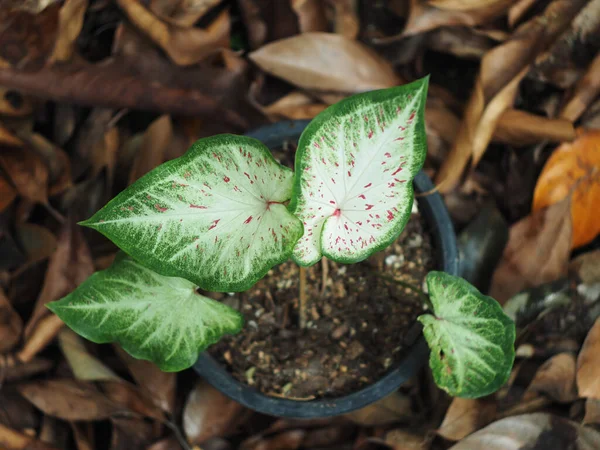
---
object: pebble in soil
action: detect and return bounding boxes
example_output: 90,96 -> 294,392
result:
208,209 -> 435,400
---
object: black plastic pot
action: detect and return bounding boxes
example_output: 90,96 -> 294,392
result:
194,120 -> 459,418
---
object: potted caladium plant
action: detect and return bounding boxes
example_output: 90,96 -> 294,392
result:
48,77 -> 516,418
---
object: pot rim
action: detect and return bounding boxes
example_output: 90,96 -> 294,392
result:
194,120 -> 459,418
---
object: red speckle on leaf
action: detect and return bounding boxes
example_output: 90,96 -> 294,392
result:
385,152 -> 391,158
368,130 -> 374,139
365,204 -> 374,210
387,210 -> 394,220
358,194 -> 366,200
357,221 -> 363,226
244,216 -> 253,224
154,204 -> 168,212
364,183 -> 372,188
347,171 -> 352,177
329,200 -> 336,205
190,204 -> 207,209
331,178 -> 336,184
314,142 -> 320,149
223,176 -> 230,182
208,219 -> 220,231
408,111 -> 416,121
333,208 -> 341,217
392,165 -> 405,176
183,171 -> 191,178
321,157 -> 327,165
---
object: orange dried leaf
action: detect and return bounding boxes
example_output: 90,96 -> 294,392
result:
533,129 -> 600,249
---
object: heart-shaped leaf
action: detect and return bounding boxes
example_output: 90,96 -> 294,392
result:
81,135 -> 303,292
47,254 -> 243,372
418,271 -> 515,398
290,77 -> 428,266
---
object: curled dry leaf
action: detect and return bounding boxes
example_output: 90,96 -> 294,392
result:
329,0 -> 359,39
0,122 -> 24,147
584,399 -> 600,426
183,380 -> 245,444
577,318 -> 600,399
18,379 -> 122,421
435,0 -> 589,192
428,0 -> 512,11
0,145 -> 48,205
0,423 -> 60,450
116,0 -> 229,66
438,397 -> 497,441
508,0 -> 538,28
402,0 -> 513,37
241,429 -> 306,450
0,288 -> 23,353
58,328 -> 120,381
129,115 -> 173,183
560,52 -> 600,122
525,353 -> 578,403
533,129 -> 600,249
25,220 -> 94,338
291,0 -> 328,33
569,249 -> 600,285
494,109 -> 576,146
385,429 -> 425,450
100,380 -> 165,421
48,0 -> 88,64
249,32 -> 401,93
114,345 -> 176,414
149,0 -> 223,27
450,413 -> 600,449
263,91 -> 327,120
14,223 -> 57,271
489,197 -> 572,304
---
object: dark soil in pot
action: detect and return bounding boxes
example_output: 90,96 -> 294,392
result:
207,211 -> 435,400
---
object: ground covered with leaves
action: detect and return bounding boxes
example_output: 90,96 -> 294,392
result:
1,0 -> 600,449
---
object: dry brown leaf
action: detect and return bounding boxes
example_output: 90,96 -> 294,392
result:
525,353 -> 578,402
117,0 -> 229,66
428,0 -> 510,10
150,0 -> 223,27
70,422 -> 94,450
0,422 -> 60,450
0,288 -> 23,353
18,379 -> 122,421
449,413 -> 600,449
489,197 -> 572,304
129,115 -> 173,183
508,0 -> 538,28
328,0 -> 359,39
17,314 -> 64,363
48,0 -> 88,63
532,130 -> 600,249
570,250 -> 600,285
560,53 -> 600,122
584,398 -> 600,425
0,145 -> 48,204
0,4 -> 61,69
263,91 -> 327,120
403,0 -> 512,37
249,32 -> 401,93
529,0 -> 600,89
291,0 -> 328,33
241,430 -> 306,450
24,220 -> 94,338
494,109 -> 576,146
344,391 -> 412,426
100,380 -> 165,421
183,380 -> 245,444
14,223 -> 57,269
577,318 -> 600,399
114,345 -> 176,414
25,133 -> 73,196
146,436 -> 182,450
0,174 -> 17,212
0,122 -> 24,147
435,0 -> 589,192
58,328 -> 120,381
438,397 -> 497,441
385,429 -> 425,450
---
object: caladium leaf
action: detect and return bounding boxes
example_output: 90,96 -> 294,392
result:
418,271 -> 516,398
81,135 -> 303,292
47,254 -> 243,372
290,77 -> 428,266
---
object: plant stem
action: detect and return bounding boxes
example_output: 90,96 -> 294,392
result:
299,266 -> 308,329
374,272 -> 434,311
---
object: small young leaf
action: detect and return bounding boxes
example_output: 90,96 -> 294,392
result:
81,135 -> 303,292
418,271 -> 515,398
47,254 -> 243,372
290,77 -> 428,266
